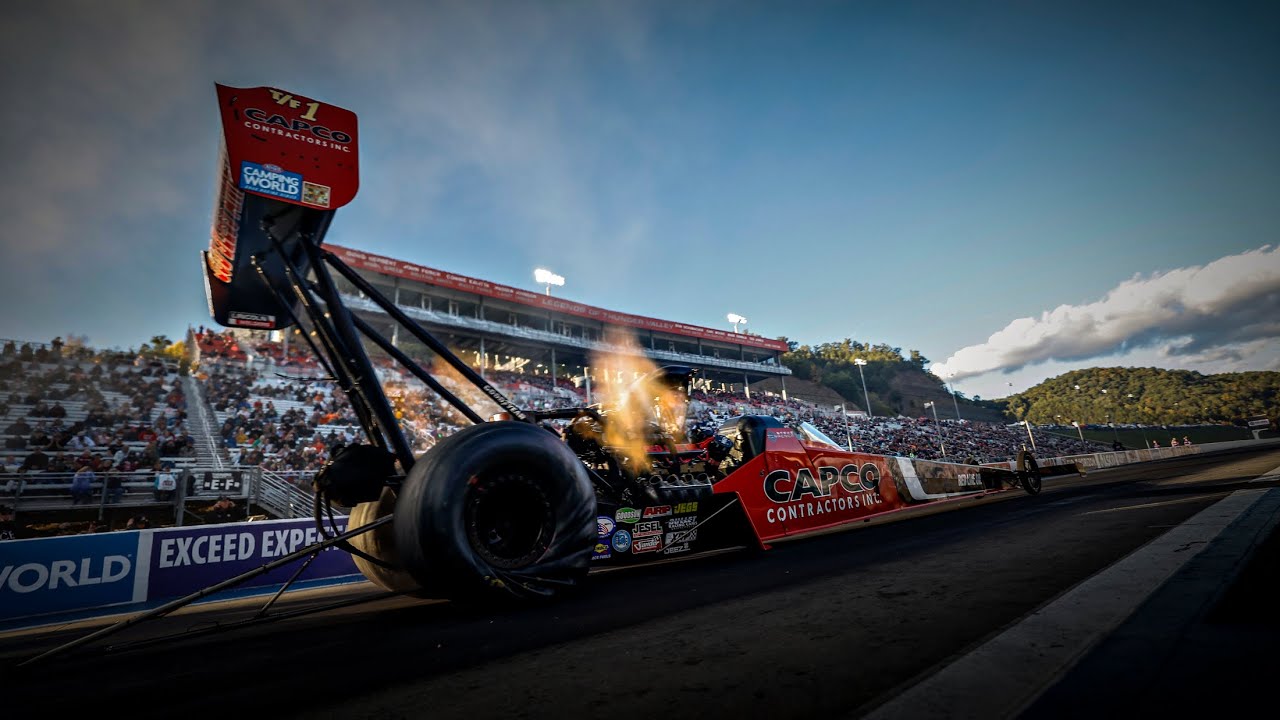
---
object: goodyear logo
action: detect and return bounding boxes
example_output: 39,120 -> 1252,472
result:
240,161 -> 302,201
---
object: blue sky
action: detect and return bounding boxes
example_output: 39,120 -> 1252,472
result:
1,0 -> 1277,399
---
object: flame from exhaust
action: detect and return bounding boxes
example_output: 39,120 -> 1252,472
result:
589,328 -> 689,473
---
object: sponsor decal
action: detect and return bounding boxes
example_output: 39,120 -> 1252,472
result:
665,529 -> 698,545
208,150 -> 244,283
301,181 -> 331,208
762,464 -> 881,504
611,529 -> 632,553
642,505 -> 672,519
766,429 -> 796,440
957,472 -> 983,488
764,492 -> 885,525
673,501 -> 699,515
596,516 -> 616,537
632,536 -> 662,554
758,463 -> 888,525
614,507 -> 641,524
240,161 -> 303,202
0,533 -> 138,621
148,519 -> 357,600
632,520 -> 663,538
592,542 -> 611,561
666,516 -> 698,530
243,106 -> 354,149
635,473 -> 712,486
198,472 -> 245,494
663,543 -> 691,555
228,312 -> 275,329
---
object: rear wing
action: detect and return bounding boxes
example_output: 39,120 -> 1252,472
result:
203,84 -> 360,329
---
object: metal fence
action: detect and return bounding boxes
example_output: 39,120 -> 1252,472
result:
0,466 -> 284,525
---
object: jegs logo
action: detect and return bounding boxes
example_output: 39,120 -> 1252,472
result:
763,464 -> 880,504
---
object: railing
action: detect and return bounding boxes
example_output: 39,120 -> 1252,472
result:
1,467 -> 280,523
183,375 -> 227,470
254,468 -> 316,519
2,472 -> 164,516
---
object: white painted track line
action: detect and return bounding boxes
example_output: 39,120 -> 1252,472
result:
860,487 -> 1270,720
1247,465 -> 1280,483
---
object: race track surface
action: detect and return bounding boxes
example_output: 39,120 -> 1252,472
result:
4,445 -> 1279,718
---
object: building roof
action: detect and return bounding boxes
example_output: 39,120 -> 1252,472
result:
324,244 -> 788,352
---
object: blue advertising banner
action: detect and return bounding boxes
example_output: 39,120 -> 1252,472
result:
146,517 -> 359,601
0,532 -> 141,622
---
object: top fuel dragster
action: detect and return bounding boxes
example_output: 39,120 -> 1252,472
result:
15,84 -> 1078,666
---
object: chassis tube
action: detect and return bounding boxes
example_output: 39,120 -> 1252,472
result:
322,250 -> 529,422
302,242 -> 416,469
349,312 -> 486,425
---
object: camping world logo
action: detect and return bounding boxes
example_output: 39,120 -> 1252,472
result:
240,161 -> 303,202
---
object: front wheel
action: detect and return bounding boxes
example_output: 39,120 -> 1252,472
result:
1017,451 -> 1043,495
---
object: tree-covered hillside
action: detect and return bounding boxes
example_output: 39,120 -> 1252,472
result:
779,339 -> 1276,427
1004,367 -> 1279,425
779,339 -> 1004,421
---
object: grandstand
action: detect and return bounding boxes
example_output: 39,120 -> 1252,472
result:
0,248 -> 1115,539
0,341 -> 205,522
321,244 -> 793,400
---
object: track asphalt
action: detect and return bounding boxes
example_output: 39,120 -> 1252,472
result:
3,445 -> 1279,719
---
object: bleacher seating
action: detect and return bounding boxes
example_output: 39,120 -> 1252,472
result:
0,341 -> 195,515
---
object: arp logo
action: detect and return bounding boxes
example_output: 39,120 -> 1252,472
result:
763,463 -> 880,504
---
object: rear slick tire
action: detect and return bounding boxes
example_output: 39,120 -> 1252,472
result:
348,487 -> 423,594
394,421 -> 596,604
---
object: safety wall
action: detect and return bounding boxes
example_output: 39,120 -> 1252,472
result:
5,438 -> 1276,633
0,516 -> 359,631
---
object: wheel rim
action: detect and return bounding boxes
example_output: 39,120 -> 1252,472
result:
464,469 -> 556,569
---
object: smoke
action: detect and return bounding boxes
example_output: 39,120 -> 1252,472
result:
930,245 -> 1280,380
587,328 -> 688,473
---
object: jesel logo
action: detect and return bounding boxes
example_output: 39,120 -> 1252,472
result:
763,464 -> 880,503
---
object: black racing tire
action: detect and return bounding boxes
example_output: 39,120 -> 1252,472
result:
1018,451 -> 1043,496
347,487 -> 423,594
393,421 -> 596,603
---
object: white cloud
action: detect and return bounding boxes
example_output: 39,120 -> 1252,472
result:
931,244 -> 1280,381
